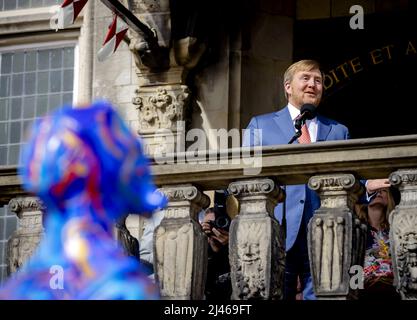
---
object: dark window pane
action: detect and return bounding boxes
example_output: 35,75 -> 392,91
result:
24,72 -> 36,95
48,94 -> 61,111
23,120 -> 33,138
12,52 -> 24,73
0,123 -> 7,144
63,48 -> 74,68
63,69 -> 73,91
50,48 -> 62,69
0,146 -> 6,165
23,96 -> 35,118
0,217 -> 4,239
1,54 -> 12,74
38,50 -> 49,70
10,98 -> 22,120
11,74 -> 23,96
0,99 -> 7,120
0,76 -> 10,97
4,1 -> 16,10
45,0 -> 61,6
50,70 -> 61,92
37,72 -> 48,94
63,93 -> 73,105
32,0 -> 43,7
8,145 -> 20,165
9,122 -> 21,143
36,95 -> 48,117
17,0 -> 30,9
25,51 -> 36,72
5,216 -> 17,239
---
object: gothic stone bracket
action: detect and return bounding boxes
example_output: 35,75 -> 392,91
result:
389,169 -> 417,300
307,174 -> 365,299
228,178 -> 285,300
154,184 -> 210,299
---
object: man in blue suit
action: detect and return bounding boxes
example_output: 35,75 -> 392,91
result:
242,60 -> 350,300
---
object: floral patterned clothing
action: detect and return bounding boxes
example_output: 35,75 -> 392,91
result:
363,227 -> 394,287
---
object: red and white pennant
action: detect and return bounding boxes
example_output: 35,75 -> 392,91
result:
57,0 -> 89,29
97,15 -> 129,62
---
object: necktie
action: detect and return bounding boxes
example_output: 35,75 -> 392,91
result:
298,124 -> 311,144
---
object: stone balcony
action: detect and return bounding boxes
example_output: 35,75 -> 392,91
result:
1,135 -> 417,299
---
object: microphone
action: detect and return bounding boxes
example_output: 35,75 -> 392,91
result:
294,104 -> 317,130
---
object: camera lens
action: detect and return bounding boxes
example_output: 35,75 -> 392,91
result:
215,216 -> 230,229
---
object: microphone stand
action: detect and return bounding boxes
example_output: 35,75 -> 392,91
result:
288,118 -> 305,145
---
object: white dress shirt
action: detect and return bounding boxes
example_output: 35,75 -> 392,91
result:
287,103 -> 318,142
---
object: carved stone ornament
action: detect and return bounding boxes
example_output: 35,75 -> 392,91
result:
8,197 -> 45,218
389,169 -> 417,299
154,184 -> 209,299
133,86 -> 190,134
308,174 -> 363,210
307,174 -> 366,299
228,178 -> 285,300
7,197 -> 45,276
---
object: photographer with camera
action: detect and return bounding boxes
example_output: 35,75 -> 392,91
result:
200,190 -> 232,300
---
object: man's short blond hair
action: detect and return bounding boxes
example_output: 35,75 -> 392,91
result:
283,60 -> 322,98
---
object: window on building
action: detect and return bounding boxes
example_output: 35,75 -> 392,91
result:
0,205 -> 17,285
0,0 -> 60,11
0,44 -> 75,166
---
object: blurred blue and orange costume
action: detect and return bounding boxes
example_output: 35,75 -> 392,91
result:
0,100 -> 166,299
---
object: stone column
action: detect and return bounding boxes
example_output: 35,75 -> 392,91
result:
7,197 -> 45,276
154,184 -> 210,299
389,169 -> 417,300
227,178 -> 285,300
307,174 -> 365,299
126,0 -> 206,158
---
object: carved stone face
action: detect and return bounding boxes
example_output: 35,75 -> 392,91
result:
240,242 -> 261,263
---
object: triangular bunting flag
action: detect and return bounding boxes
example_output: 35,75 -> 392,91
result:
57,0 -> 89,29
97,15 -> 129,62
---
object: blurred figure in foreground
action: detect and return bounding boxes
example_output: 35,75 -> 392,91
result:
0,100 -> 166,299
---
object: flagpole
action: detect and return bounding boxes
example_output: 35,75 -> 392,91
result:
99,0 -> 157,44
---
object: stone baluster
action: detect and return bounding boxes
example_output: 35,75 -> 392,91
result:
7,197 -> 45,276
227,178 -> 285,300
154,184 -> 210,299
307,174 -> 365,299
389,169 -> 417,300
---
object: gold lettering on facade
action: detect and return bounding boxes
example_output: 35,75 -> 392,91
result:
349,57 -> 363,74
370,49 -> 383,65
336,63 -> 350,80
406,41 -> 417,55
382,45 -> 394,60
323,73 -> 334,90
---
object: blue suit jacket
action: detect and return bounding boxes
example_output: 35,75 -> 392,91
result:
242,106 -> 350,251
